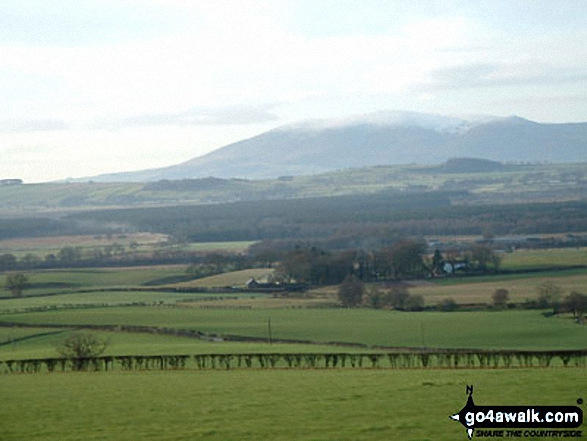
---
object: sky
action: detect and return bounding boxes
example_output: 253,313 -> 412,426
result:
1,0 -> 586,182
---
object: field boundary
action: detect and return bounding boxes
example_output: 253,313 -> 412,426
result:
2,349 -> 586,374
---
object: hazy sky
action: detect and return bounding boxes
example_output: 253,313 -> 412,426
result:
1,0 -> 586,182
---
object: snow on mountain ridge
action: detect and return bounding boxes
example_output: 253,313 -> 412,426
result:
278,110 -> 496,134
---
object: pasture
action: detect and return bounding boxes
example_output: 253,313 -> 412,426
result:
3,307 -> 585,350
182,240 -> 257,253
0,327 -> 362,361
0,290 -> 226,312
173,267 -> 275,288
0,232 -> 167,258
0,368 -> 584,441
0,246 -> 585,441
0,232 -> 255,266
0,265 -> 190,297
500,247 -> 587,270
411,270 -> 587,305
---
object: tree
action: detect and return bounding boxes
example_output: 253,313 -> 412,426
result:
491,253 -> 502,273
469,244 -> 495,272
536,281 -> 563,308
365,285 -> 384,309
432,249 -> 444,273
561,291 -> 587,319
439,298 -> 458,311
386,284 -> 411,309
58,246 -> 82,263
492,288 -> 509,309
57,333 -> 109,359
21,253 -> 41,266
403,294 -> 425,311
388,239 -> 426,279
4,273 -> 28,297
0,253 -> 17,271
338,275 -> 364,307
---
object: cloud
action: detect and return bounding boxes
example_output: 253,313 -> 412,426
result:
0,118 -> 68,134
0,0 -> 189,46
93,104 -> 280,130
421,62 -> 587,91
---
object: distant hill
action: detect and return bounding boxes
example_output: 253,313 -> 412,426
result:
87,111 -> 587,182
434,158 -> 505,173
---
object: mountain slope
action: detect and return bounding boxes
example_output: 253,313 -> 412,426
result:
89,112 -> 587,182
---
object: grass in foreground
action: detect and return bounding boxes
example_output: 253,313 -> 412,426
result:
0,368 -> 584,441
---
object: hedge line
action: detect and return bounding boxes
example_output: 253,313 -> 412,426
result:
1,350 -> 586,374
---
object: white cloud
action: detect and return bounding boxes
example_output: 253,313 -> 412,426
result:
0,2 -> 586,181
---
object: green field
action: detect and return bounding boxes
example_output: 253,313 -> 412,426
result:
0,327 -> 365,361
501,248 -> 587,270
0,368 -> 584,441
0,247 -> 586,441
3,307 -> 585,350
2,165 -> 587,440
0,290 -> 240,313
0,326 -> 63,345
0,265 -> 190,297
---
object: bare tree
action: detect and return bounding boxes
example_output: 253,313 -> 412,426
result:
4,273 -> 28,297
492,288 -> 509,308
386,284 -> 411,309
338,275 -> 364,307
403,294 -> 425,311
562,291 -> 587,319
365,285 -> 384,309
536,281 -> 563,308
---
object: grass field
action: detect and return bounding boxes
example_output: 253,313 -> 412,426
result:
0,290 -> 231,312
177,296 -> 336,309
411,271 -> 587,305
501,247 -> 587,270
173,268 -> 275,288
0,265 -> 190,297
0,326 -> 63,346
0,232 -> 165,251
0,368 -> 584,441
3,307 -> 585,350
182,241 -> 257,253
0,328 -> 367,361
0,232 -> 168,259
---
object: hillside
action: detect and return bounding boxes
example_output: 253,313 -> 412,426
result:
87,111 -> 587,182
1,161 -> 587,214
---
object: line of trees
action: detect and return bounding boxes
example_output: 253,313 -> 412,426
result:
0,245 -> 252,272
488,281 -> 587,319
66,197 -> 587,243
272,241 -> 501,286
338,276 -> 425,311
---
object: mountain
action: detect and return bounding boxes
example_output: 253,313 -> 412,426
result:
88,111 -> 587,182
